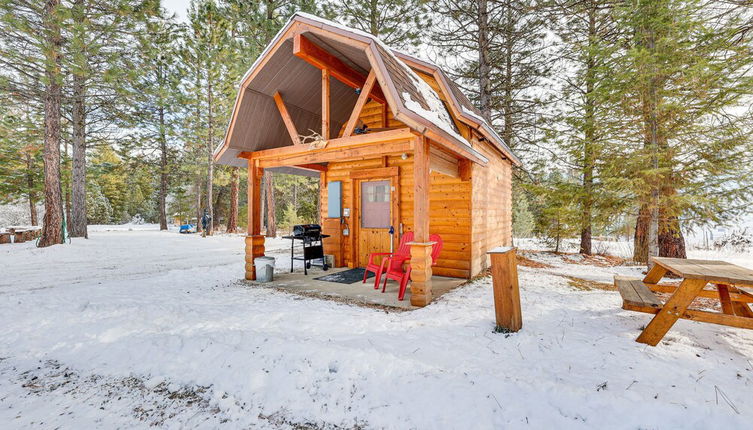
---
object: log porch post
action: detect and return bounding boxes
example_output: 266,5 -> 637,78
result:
409,135 -> 433,306
245,158 -> 265,280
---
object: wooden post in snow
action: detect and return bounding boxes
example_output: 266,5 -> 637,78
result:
409,135 -> 433,307
488,247 -> 522,332
245,158 -> 265,280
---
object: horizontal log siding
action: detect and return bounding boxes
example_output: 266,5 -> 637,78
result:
470,140 -> 513,276
337,99 -> 406,137
320,150 -> 472,278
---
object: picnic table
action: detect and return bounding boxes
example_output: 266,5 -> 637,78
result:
616,257 -> 753,346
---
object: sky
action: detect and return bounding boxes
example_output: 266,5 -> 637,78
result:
162,0 -> 190,21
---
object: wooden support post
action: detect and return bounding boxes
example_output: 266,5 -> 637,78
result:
322,69 -> 330,139
488,247 -> 522,332
458,159 -> 472,181
409,135 -> 432,307
245,159 -> 265,280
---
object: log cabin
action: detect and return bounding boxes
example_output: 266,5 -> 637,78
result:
214,13 -> 521,307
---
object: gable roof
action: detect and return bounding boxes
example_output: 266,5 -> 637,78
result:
214,13 -> 521,167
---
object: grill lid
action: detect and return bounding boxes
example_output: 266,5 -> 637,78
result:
292,224 -> 322,237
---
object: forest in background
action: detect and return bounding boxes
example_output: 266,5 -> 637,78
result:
1,0 -> 752,262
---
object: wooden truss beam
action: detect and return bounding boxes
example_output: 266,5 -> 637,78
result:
343,70 -> 377,137
322,69 -> 330,139
273,91 -> 301,145
293,34 -> 386,104
238,128 -> 415,168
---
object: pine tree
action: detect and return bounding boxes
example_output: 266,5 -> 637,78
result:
547,1 -> 623,255
182,0 -> 237,236
322,0 -> 430,49
0,0 -> 66,245
431,0 -> 551,152
610,0 -> 753,262
131,8 -> 183,230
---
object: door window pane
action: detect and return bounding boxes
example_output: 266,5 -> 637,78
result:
361,180 -> 390,228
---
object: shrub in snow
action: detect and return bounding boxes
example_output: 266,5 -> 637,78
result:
130,214 -> 145,225
713,228 -> 752,252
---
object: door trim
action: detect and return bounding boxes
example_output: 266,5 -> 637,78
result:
349,166 -> 400,267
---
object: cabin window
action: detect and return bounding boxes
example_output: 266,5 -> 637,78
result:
361,180 -> 390,228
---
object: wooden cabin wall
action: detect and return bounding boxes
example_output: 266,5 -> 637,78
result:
470,140 -> 513,276
319,149 -> 472,279
336,99 -> 406,137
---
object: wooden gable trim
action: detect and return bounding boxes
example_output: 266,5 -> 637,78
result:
343,70 -> 378,137
273,91 -> 301,146
294,34 -> 386,104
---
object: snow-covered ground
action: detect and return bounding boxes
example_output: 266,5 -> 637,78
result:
1,225 -> 752,428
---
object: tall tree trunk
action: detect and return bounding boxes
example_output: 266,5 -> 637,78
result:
226,167 -> 238,233
659,186 -> 686,258
205,73 -> 214,236
477,0 -> 492,122
659,214 -> 686,258
195,178 -> 202,233
368,0 -> 378,35
26,152 -> 38,226
213,187 -> 224,231
158,102 -> 168,231
638,16 -> 660,268
64,139 -> 71,229
580,5 -> 597,256
39,0 -> 64,247
633,204 -> 649,263
264,170 -> 276,237
501,0 -> 514,148
70,70 -> 88,238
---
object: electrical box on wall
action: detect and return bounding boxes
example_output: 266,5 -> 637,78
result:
327,181 -> 342,218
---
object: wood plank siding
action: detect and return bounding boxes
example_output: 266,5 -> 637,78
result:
470,139 -> 513,275
320,153 -> 472,279
321,70 -> 512,279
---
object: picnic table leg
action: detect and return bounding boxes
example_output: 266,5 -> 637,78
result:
636,278 -> 708,346
716,284 -> 735,315
643,264 -> 668,284
731,301 -> 753,318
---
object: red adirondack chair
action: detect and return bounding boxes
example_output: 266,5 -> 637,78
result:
362,231 -> 414,289
382,234 -> 443,301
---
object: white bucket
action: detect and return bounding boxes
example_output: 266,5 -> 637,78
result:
254,256 -> 276,282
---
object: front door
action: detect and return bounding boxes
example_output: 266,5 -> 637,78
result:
357,179 -> 392,267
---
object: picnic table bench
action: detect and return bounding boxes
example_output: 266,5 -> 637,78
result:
616,257 -> 753,346
2,226 -> 41,244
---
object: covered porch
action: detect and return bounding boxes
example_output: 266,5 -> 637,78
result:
245,256 -> 466,310
243,127 -> 477,307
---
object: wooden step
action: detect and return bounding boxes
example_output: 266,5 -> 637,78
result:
615,276 -> 662,311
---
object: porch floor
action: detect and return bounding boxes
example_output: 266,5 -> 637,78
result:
248,266 -> 466,310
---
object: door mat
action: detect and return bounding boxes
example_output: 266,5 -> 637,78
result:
314,268 -> 374,284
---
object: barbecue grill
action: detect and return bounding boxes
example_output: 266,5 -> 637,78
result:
283,224 -> 330,275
